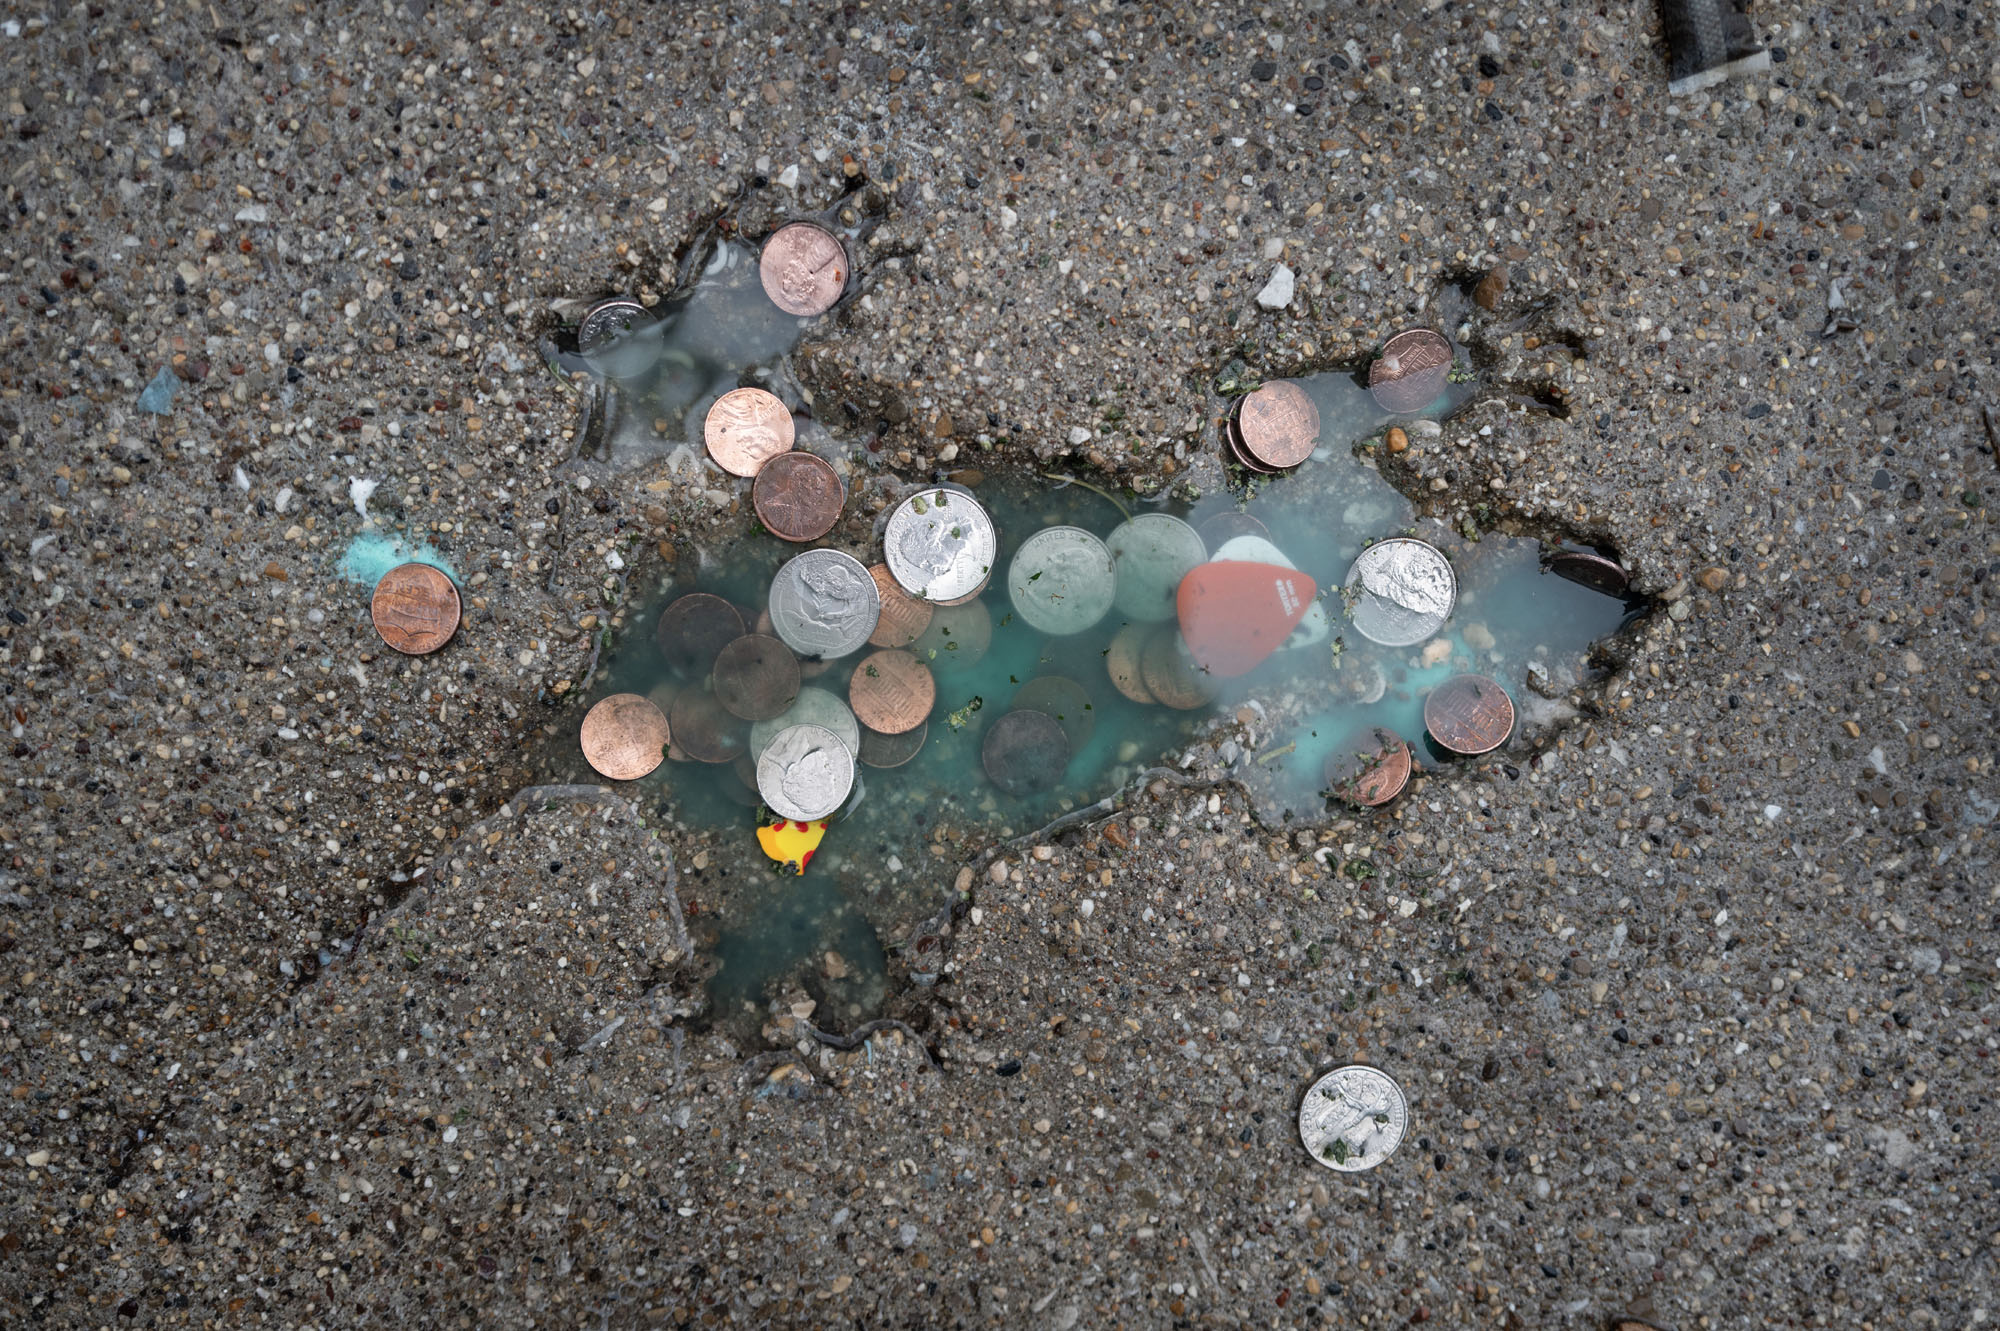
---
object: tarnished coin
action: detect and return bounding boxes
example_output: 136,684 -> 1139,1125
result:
1008,526 -> 1117,636
769,549 -> 881,661
703,387 -> 796,478
1106,514 -> 1206,623
848,650 -> 935,735
759,221 -> 849,318
1105,622 -> 1158,704
656,593 -> 746,676
576,296 -> 652,354
1197,509 -> 1272,555
859,721 -> 927,769
1012,675 -> 1095,749
981,709 -> 1071,797
1233,379 -> 1321,469
1344,538 -> 1457,648
756,722 -> 856,821
884,488 -> 998,604
911,598 -> 992,673
1223,417 -> 1281,474
1326,726 -> 1412,807
370,563 -> 461,655
668,687 -> 748,764
1546,549 -> 1632,598
753,451 -> 845,543
1424,673 -> 1515,756
1368,329 -> 1454,414
1299,1065 -> 1409,1172
1140,626 -> 1217,711
867,563 -> 934,648
579,693 -> 671,782
750,687 -> 860,763
711,634 -> 801,721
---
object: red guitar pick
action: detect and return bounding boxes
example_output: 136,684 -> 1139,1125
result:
1175,561 -> 1317,677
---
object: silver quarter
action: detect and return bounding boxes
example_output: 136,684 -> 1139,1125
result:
884,488 -> 998,603
769,549 -> 881,660
1007,526 -> 1117,635
1343,538 -> 1456,648
750,686 -> 860,763
1298,1065 -> 1409,1172
1105,514 -> 1206,623
755,723 -> 856,821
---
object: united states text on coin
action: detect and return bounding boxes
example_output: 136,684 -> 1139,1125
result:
1423,673 -> 1515,756
656,593 -> 746,676
1344,538 -> 1456,648
756,722 -> 855,821
758,222 -> 849,318
1007,525 -> 1117,635
866,563 -> 934,648
703,387 -> 795,477
370,563 -> 461,655
752,450 -> 844,542
1367,328 -> 1453,414
579,693 -> 672,782
884,488 -> 997,603
1298,1065 -> 1408,1172
711,634 -> 801,721
1233,379 -> 1321,469
848,650 -> 936,736
769,549 -> 880,660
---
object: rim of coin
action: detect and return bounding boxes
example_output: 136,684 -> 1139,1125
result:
711,634 -> 802,721
758,221 -> 849,318
1105,514 -> 1207,623
575,296 -> 651,354
866,563 -> 935,648
656,592 -> 746,676
752,450 -> 845,543
1011,675 -> 1096,749
769,548 -> 881,660
884,487 -> 998,603
750,686 -> 860,763
579,693 -> 671,782
703,386 -> 796,478
981,708 -> 1071,797
1196,509 -> 1272,555
911,597 -> 993,672
1344,537 -> 1457,648
848,649 -> 936,735
1233,379 -> 1321,469
1546,549 -> 1632,598
1223,417 -> 1281,474
1367,328 -> 1454,414
1298,1064 -> 1409,1172
1105,622 -> 1158,705
370,562 -> 461,655
756,722 -> 855,821
667,687 -> 748,764
1325,726 -> 1412,807
1140,626 -> 1216,711
858,721 -> 927,769
1007,525 -> 1118,635
1423,673 -> 1515,756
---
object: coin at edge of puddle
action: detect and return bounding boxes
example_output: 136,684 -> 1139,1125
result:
1325,725 -> 1412,807
1105,622 -> 1158,705
1423,673 -> 1515,756
753,450 -> 845,542
884,487 -> 999,605
759,221 -> 849,318
668,687 -> 748,764
981,708 -> 1071,797
1197,510 -> 1272,554
579,693 -> 671,782
867,563 -> 935,648
1140,626 -> 1216,711
848,649 -> 936,735
1011,675 -> 1097,750
656,593 -> 745,676
575,296 -> 651,354
859,720 -> 928,769
1233,379 -> 1321,469
370,562 -> 461,655
704,386 -> 796,478
711,633 -> 802,722
1367,328 -> 1454,415
1223,417 -> 1281,474
1546,549 -> 1632,598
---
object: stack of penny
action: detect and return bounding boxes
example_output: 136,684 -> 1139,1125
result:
1225,379 -> 1320,474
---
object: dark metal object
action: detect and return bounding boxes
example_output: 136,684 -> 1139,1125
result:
667,687 -> 748,764
1658,0 -> 1769,95
1546,550 -> 1632,598
656,593 -> 745,677
982,709 -> 1071,796
859,722 -> 928,769
1011,675 -> 1096,749
711,634 -> 802,721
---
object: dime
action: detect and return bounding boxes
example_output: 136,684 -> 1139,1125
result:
1008,525 -> 1117,636
667,687 -> 748,764
703,386 -> 796,478
1344,538 -> 1456,648
579,693 -> 672,782
750,687 -> 860,763
1546,549 -> 1632,598
756,722 -> 856,821
370,562 -> 461,655
575,296 -> 651,354
1011,675 -> 1096,749
848,649 -> 936,735
981,709 -> 1071,797
759,221 -> 849,318
753,450 -> 845,542
1233,379 -> 1321,469
911,598 -> 992,673
1105,514 -> 1206,623
769,549 -> 881,660
884,487 -> 998,604
711,634 -> 801,721
1424,673 -> 1515,756
1298,1065 -> 1409,1172
1367,329 -> 1454,414
1223,417 -> 1281,474
1196,509 -> 1271,554
1140,626 -> 1217,711
1325,726 -> 1412,807
866,563 -> 935,648
655,593 -> 746,676
858,721 -> 928,769
1104,622 -> 1158,705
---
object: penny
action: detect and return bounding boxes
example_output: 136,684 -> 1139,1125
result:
756,722 -> 855,821
858,721 -> 927,769
370,562 -> 461,655
759,221 -> 849,318
884,487 -> 998,604
667,687 -> 748,764
711,634 -> 801,721
1223,417 -> 1281,474
848,649 -> 935,735
578,693 -> 671,782
911,598 -> 992,673
981,709 -> 1071,797
753,450 -> 845,542
769,549 -> 880,660
1196,509 -> 1271,555
1547,549 -> 1632,598
703,386 -> 796,478
655,593 -> 746,676
1008,525 -> 1118,636
1140,626 -> 1217,711
1368,328 -> 1454,414
1012,675 -> 1096,749
1325,725 -> 1412,807
750,686 -> 860,763
1233,379 -> 1321,469
1105,622 -> 1158,704
575,296 -> 651,354
1298,1065 -> 1409,1172
1424,673 -> 1515,756
866,563 -> 934,648
1344,538 -> 1456,648
1105,514 -> 1206,623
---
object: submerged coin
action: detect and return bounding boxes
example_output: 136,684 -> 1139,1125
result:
575,296 -> 652,354
884,488 -> 998,604
1425,673 -> 1515,756
756,722 -> 856,821
1196,509 -> 1271,555
1368,329 -> 1454,414
858,721 -> 928,769
668,688 -> 748,764
579,693 -> 671,782
750,687 -> 860,763
1325,726 -> 1412,807
711,634 -> 801,721
1233,379 -> 1321,469
1106,514 -> 1206,623
703,387 -> 796,477
759,222 -> 849,318
911,597 -> 992,672
1012,675 -> 1096,749
656,593 -> 746,676
769,549 -> 880,660
982,709 -> 1071,797
1298,1065 -> 1409,1172
370,562 -> 461,655
753,451 -> 845,542
867,563 -> 935,648
1140,626 -> 1217,711
848,650 -> 936,735
1344,538 -> 1457,648
1008,526 -> 1117,636
1547,549 -> 1632,598
1105,622 -> 1158,705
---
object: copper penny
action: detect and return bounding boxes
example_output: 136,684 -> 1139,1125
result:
1197,510 -> 1272,553
1368,328 -> 1454,414
579,693 -> 671,782
656,593 -> 745,677
867,563 -> 935,648
703,387 -> 796,478
1547,549 -> 1632,598
370,563 -> 461,655
1424,673 -> 1515,756
1012,675 -> 1096,749
1105,622 -> 1157,705
848,649 -> 936,735
1140,626 -> 1217,711
981,709 -> 1070,797
1233,380 -> 1321,469
859,721 -> 928,769
1223,417 -> 1280,474
668,687 -> 748,764
1325,725 -> 1412,807
759,221 -> 849,317
711,634 -> 801,721
752,451 -> 845,542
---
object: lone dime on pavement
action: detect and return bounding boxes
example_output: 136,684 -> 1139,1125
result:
371,563 -> 461,655
1298,1065 -> 1409,1172
579,693 -> 671,782
704,387 -> 795,478
759,222 -> 849,318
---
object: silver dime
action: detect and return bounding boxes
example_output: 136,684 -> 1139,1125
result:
576,296 -> 651,352
755,723 -> 855,821
884,488 -> 998,603
1343,538 -> 1456,649
1298,1065 -> 1409,1172
750,686 -> 860,763
1007,526 -> 1117,635
769,549 -> 881,660
1105,514 -> 1206,623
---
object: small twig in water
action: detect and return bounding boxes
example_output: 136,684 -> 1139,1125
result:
1040,472 -> 1133,522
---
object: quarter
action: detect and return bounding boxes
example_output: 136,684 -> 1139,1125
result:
703,386 -> 796,478
578,693 -> 672,782
769,549 -> 881,661
370,562 -> 461,655
750,687 -> 861,764
1298,1065 -> 1409,1172
1007,525 -> 1117,636
1367,329 -> 1454,414
711,633 -> 802,721
884,487 -> 998,604
981,709 -> 1071,797
1233,379 -> 1321,469
753,450 -> 845,542
756,722 -> 856,821
1424,673 -> 1515,756
848,649 -> 936,736
1105,514 -> 1206,623
759,221 -> 849,318
1344,538 -> 1456,648
655,593 -> 746,677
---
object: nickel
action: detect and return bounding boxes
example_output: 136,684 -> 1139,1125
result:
753,450 -> 845,542
579,693 -> 671,782
759,222 -> 849,318
370,562 -> 461,656
704,386 -> 795,478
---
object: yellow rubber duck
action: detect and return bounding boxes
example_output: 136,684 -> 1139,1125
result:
755,817 -> 829,875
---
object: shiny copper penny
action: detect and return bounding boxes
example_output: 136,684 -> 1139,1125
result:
867,563 -> 935,648
1197,510 -> 1272,553
1547,549 -> 1632,598
703,387 -> 796,478
859,721 -> 928,769
1325,725 -> 1412,807
579,693 -> 671,782
711,634 -> 801,721
656,593 -> 745,677
668,687 -> 749,764
753,451 -> 845,542
1424,673 -> 1515,756
759,221 -> 849,317
1223,417 -> 1281,474
1140,626 -> 1217,711
1012,675 -> 1096,749
370,563 -> 461,655
1105,622 -> 1157,705
1368,328 -> 1454,414
982,709 -> 1071,797
1233,380 -> 1321,469
848,649 -> 936,735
